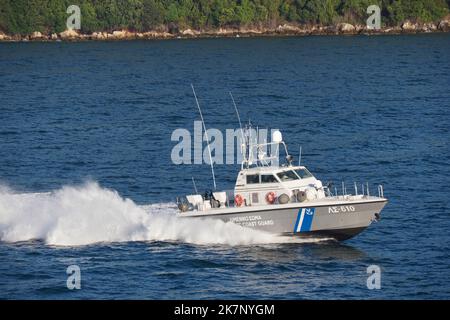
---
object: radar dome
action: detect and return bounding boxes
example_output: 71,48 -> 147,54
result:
272,130 -> 283,143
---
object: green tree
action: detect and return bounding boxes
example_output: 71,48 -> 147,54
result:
165,2 -> 179,23
338,0 -> 379,24
79,1 -> 100,33
236,0 -> 255,25
386,0 -> 406,24
142,0 -> 165,29
254,4 -> 269,22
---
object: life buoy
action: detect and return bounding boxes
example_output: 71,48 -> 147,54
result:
235,194 -> 244,207
265,191 -> 276,204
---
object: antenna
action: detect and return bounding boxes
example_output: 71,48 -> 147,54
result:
191,84 -> 217,190
191,177 -> 198,194
229,92 -> 246,164
229,92 -> 243,136
298,146 -> 302,166
248,122 -> 252,165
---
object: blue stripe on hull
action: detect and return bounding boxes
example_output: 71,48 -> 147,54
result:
300,208 -> 315,232
293,208 -> 303,232
293,208 -> 316,232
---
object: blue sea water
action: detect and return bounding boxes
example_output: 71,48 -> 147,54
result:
0,34 -> 449,299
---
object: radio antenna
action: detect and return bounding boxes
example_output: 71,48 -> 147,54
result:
191,176 -> 198,194
298,146 -> 302,166
229,92 -> 244,136
191,84 -> 216,190
229,92 -> 246,165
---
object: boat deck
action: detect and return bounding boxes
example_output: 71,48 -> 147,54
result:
177,195 -> 387,217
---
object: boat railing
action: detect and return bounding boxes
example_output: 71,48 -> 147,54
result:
329,181 -> 385,199
378,184 -> 384,198
178,183 -> 386,212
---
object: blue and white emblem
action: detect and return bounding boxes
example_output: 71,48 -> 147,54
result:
294,208 -> 316,232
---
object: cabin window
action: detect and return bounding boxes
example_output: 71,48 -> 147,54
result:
246,174 -> 260,184
261,174 -> 278,183
295,168 -> 313,179
277,170 -> 299,181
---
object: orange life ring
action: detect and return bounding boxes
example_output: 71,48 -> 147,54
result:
234,194 -> 244,207
265,191 -> 276,204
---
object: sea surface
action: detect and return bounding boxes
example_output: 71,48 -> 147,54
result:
0,34 -> 449,299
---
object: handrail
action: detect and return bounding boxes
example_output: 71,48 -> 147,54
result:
332,182 -> 384,199
378,184 -> 384,198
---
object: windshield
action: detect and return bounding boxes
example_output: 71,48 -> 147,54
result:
246,174 -> 259,184
277,170 -> 299,182
295,168 -> 313,179
261,174 -> 278,183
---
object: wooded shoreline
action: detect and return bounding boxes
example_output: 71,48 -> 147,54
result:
1,19 -> 449,42
1,0 -> 449,42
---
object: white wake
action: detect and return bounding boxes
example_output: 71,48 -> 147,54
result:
0,182 -> 328,246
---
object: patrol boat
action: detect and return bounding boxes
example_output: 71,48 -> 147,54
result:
176,125 -> 388,241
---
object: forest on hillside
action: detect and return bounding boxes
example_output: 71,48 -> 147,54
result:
0,0 -> 449,35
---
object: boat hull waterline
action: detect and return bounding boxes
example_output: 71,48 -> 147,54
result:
178,198 -> 387,241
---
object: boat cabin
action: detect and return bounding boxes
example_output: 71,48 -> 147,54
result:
233,165 -> 326,207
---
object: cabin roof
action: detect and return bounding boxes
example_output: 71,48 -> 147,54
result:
239,165 -> 306,175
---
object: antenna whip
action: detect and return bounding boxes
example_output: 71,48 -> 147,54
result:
191,84 -> 217,190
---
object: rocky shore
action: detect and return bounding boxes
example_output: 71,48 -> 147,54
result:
0,19 -> 449,42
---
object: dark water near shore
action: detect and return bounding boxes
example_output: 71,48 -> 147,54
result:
0,34 -> 449,299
